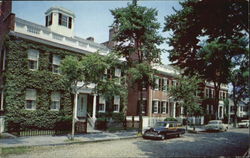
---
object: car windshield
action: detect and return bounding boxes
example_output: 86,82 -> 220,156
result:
208,121 -> 219,124
154,122 -> 166,127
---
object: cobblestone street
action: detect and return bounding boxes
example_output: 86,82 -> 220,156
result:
5,128 -> 249,158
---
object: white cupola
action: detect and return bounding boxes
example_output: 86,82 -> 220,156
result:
45,7 -> 75,37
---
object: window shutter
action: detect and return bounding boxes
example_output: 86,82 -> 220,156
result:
68,17 -> 72,28
50,13 -> 53,25
45,16 -> 48,26
58,13 -> 62,25
152,101 -> 154,113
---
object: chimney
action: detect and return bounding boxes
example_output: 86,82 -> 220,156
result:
86,37 -> 94,42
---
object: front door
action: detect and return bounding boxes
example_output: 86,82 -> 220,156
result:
77,94 -> 87,118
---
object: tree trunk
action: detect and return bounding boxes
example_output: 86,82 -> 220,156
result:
232,82 -> 238,128
71,92 -> 78,140
213,82 -> 221,120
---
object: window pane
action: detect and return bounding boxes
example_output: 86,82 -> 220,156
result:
28,49 -> 39,60
115,68 -> 121,77
99,96 -> 105,104
26,89 -> 37,100
53,55 -> 61,65
114,96 -> 120,105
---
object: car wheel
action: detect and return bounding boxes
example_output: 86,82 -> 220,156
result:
160,134 -> 165,140
177,134 -> 180,137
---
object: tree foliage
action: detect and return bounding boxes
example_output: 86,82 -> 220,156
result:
164,0 -> 249,118
169,75 -> 203,117
111,3 -> 165,134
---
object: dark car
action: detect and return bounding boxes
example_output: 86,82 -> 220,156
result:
143,121 -> 185,140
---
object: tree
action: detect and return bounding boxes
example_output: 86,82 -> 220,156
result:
111,3 -> 165,134
61,52 -> 123,139
164,0 -> 248,119
229,50 -> 249,127
169,75 -> 202,130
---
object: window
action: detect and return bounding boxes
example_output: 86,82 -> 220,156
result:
51,92 -> 60,111
52,55 -> 61,74
0,47 -> 6,71
114,68 -> 121,84
161,101 -> 166,113
154,77 -> 159,90
0,89 -> 3,110
163,78 -> 167,92
113,96 -> 120,112
58,13 -> 72,29
45,13 -> 53,26
209,89 -> 212,98
205,88 -> 209,97
152,100 -> 158,113
25,89 -> 37,110
98,96 -> 106,112
211,89 -> 214,98
28,49 -> 39,70
166,102 -> 169,113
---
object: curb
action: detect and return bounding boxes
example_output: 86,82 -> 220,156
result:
0,135 -> 140,149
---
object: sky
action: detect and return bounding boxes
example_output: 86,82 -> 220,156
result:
12,0 -> 182,65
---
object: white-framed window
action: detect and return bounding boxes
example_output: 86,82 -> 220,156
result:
28,49 -> 39,70
98,96 -> 106,112
0,89 -> 3,111
114,68 -> 121,77
152,100 -> 158,113
154,77 -> 159,90
113,96 -> 120,112
61,14 -> 68,27
25,89 -> 37,110
205,88 -> 209,97
163,78 -> 167,92
211,89 -> 214,98
207,104 -> 209,114
161,101 -> 166,114
172,80 -> 177,86
52,55 -> 61,74
51,92 -> 60,111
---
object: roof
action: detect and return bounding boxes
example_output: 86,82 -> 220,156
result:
45,6 -> 76,18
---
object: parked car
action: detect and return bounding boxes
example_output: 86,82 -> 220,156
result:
238,120 -> 249,128
143,121 -> 185,140
205,120 -> 228,132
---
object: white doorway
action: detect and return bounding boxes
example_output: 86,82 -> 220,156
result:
77,94 -> 87,117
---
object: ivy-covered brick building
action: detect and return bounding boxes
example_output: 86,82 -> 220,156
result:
0,1 -> 123,133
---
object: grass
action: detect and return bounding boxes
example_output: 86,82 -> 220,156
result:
0,146 -> 34,156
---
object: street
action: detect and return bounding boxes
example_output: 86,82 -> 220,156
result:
5,128 -> 249,158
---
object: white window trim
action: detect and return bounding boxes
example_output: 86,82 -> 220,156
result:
52,55 -> 61,74
51,92 -> 61,111
113,96 -> 120,113
28,49 -> 39,71
99,96 -> 106,113
154,77 -> 159,91
25,89 -> 37,110
162,101 -> 167,114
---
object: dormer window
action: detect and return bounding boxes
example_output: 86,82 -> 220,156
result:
58,13 -> 72,29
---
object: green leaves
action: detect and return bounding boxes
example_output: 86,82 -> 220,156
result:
169,75 -> 203,116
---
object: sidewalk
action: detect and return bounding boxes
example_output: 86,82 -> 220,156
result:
0,131 -> 138,148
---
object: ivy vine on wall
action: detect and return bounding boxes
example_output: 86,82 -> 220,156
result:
3,36 -> 82,131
